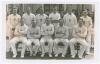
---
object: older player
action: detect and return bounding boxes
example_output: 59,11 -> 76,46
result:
69,18 -> 89,59
63,8 -> 77,39
9,21 -> 28,58
27,21 -> 41,56
54,19 -> 69,57
80,10 -> 93,54
35,9 -> 48,27
40,18 -> 54,57
22,7 -> 35,27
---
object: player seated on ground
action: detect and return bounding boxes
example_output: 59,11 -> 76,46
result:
27,21 -> 41,56
69,18 -> 89,59
9,21 -> 28,58
40,17 -> 54,57
54,19 -> 69,57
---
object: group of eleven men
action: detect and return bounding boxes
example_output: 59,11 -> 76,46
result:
6,7 -> 94,59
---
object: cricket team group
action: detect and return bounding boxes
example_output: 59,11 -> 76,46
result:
6,6 -> 94,59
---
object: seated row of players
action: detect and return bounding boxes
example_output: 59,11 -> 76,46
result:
9,17 -> 88,59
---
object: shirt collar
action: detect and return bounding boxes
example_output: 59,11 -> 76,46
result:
67,13 -> 73,15
52,12 -> 58,14
12,14 -> 18,16
26,13 -> 32,15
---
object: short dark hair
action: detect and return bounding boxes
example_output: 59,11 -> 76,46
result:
79,18 -> 85,24
59,18 -> 64,23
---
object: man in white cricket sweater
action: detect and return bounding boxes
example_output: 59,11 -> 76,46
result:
35,9 -> 48,27
63,9 -> 77,39
80,10 -> 93,54
7,7 -> 21,40
9,21 -> 28,58
27,21 -> 41,56
54,19 -> 69,57
69,18 -> 89,59
40,18 -> 54,57
49,8 -> 61,27
22,7 -> 35,27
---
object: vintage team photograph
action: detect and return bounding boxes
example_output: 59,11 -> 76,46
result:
6,4 -> 95,60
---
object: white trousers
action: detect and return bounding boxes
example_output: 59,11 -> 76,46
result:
86,27 -> 92,53
6,39 -> 11,52
68,28 -> 73,39
27,39 -> 40,55
54,38 -> 69,55
9,36 -> 27,57
40,37 -> 53,54
69,38 -> 89,57
91,31 -> 94,48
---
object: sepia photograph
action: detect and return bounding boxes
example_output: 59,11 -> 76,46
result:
6,4 -> 95,60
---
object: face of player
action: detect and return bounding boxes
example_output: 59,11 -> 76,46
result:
53,8 -> 57,13
32,22 -> 36,28
68,9 -> 72,15
79,19 -> 83,27
13,8 -> 17,15
59,20 -> 63,27
21,21 -> 24,26
83,11 -> 88,17
26,8 -> 31,14
46,19 -> 50,25
40,9 -> 44,15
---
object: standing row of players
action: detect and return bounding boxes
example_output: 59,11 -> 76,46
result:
6,7 -> 94,59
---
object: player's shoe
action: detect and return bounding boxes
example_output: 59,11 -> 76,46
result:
61,54 -> 65,57
12,54 -> 17,58
41,54 -> 44,57
55,54 -> 58,57
49,54 -> 52,57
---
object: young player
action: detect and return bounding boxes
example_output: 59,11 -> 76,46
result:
27,21 -> 41,56
80,10 -> 93,54
7,7 -> 21,40
63,9 -> 77,39
49,8 -> 61,27
9,21 -> 28,58
40,18 -> 54,57
35,9 -> 48,27
69,18 -> 88,59
22,7 -> 35,27
54,19 -> 69,57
